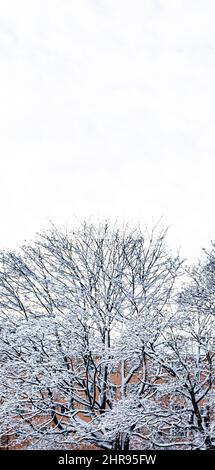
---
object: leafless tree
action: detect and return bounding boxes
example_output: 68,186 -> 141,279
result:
3,222 -> 210,450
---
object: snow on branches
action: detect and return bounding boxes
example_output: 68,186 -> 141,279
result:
0,223 -> 214,450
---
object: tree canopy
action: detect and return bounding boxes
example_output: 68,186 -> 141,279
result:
0,223 -> 214,450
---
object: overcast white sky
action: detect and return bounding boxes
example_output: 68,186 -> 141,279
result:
0,0 -> 214,262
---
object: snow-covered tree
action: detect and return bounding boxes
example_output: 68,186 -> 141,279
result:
1,224 -> 214,450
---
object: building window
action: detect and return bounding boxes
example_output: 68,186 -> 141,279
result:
110,384 -> 117,399
171,426 -> 188,438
